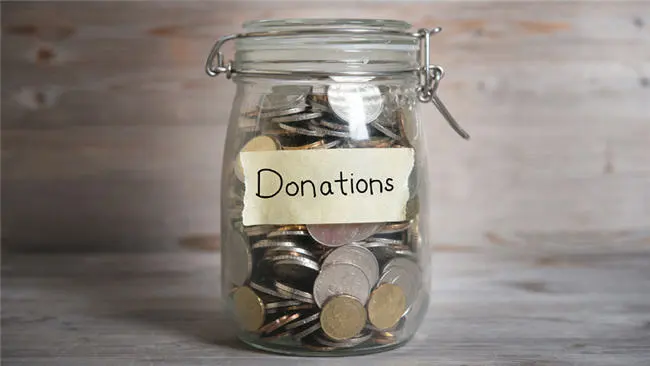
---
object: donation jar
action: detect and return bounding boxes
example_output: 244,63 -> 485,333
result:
204,18 -> 469,356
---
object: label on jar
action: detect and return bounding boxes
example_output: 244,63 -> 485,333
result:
240,148 -> 414,226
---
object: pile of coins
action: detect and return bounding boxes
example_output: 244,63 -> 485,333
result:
225,83 -> 425,351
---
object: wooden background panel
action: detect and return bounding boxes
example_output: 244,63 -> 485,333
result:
2,1 -> 649,252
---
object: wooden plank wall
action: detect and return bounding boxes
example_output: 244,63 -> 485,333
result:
2,1 -> 649,252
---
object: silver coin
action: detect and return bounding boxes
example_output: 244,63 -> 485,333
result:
321,245 -> 379,286
251,239 -> 298,251
259,104 -> 308,119
285,312 -> 320,330
359,241 -> 397,265
379,258 -> 421,310
307,223 -> 383,247
319,127 -> 350,138
278,123 -> 325,137
271,111 -> 323,124
370,120 -> 401,140
267,229 -> 309,238
327,83 -> 383,125
224,233 -> 251,286
407,215 -> 421,253
369,237 -> 403,246
270,255 -> 320,282
275,280 -> 315,304
265,300 -> 302,310
249,281 -> 292,300
319,120 -> 350,132
394,248 -> 418,262
265,246 -> 315,259
292,322 -> 322,340
315,331 -> 372,348
313,263 -> 371,307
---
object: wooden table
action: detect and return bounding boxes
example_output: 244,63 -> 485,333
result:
3,238 -> 650,365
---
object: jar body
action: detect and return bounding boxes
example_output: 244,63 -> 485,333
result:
220,75 -> 431,355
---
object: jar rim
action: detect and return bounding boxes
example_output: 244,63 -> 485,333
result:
242,18 -> 412,31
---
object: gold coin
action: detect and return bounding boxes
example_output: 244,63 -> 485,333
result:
234,135 -> 280,182
232,286 -> 265,332
367,283 -> 406,330
320,295 -> 367,341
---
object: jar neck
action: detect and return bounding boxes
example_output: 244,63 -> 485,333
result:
234,19 -> 420,76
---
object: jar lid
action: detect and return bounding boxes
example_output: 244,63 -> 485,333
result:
205,20 -> 470,140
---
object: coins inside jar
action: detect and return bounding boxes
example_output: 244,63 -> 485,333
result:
227,82 -> 425,351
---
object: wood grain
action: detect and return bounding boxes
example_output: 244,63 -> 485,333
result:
2,1 -> 649,251
2,237 -> 650,365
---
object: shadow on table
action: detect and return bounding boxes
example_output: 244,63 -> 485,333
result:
46,252 -> 257,354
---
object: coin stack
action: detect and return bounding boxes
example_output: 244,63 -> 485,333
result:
225,83 -> 424,351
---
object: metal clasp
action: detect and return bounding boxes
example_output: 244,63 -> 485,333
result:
416,28 -> 470,140
205,27 -> 469,139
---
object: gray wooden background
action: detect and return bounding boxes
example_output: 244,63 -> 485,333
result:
2,1 -> 649,252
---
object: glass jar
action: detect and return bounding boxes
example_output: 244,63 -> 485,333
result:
206,19 -> 469,356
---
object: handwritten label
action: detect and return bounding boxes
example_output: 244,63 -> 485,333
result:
241,148 -> 414,226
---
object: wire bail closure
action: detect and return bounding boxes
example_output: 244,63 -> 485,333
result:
205,27 -> 469,139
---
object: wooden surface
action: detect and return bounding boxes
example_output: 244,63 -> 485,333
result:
3,234 -> 650,365
2,1 -> 650,251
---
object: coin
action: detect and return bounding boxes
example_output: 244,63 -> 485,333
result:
234,135 -> 280,182
269,255 -> 319,282
266,303 -> 315,315
232,286 -> 265,332
271,111 -> 323,123
359,241 -> 397,265
327,83 -> 383,125
349,137 -> 393,148
370,120 -> 401,140
278,122 -> 325,137
379,221 -> 411,234
224,233 -> 251,286
321,244 -> 379,286
265,246 -> 314,259
366,283 -> 406,330
284,312 -> 320,330
249,281 -> 292,300
267,229 -> 309,238
379,258 -> 421,310
251,239 -> 298,251
293,322 -> 322,340
264,300 -> 302,310
274,280 -> 315,304
313,263 -> 371,307
319,119 -> 350,132
258,312 -> 301,334
314,331 -> 372,348
259,104 -> 308,119
307,223 -> 383,247
394,248 -> 418,262
320,295 -> 367,341
366,237 -> 402,247
282,140 -> 326,150
243,225 -> 275,237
